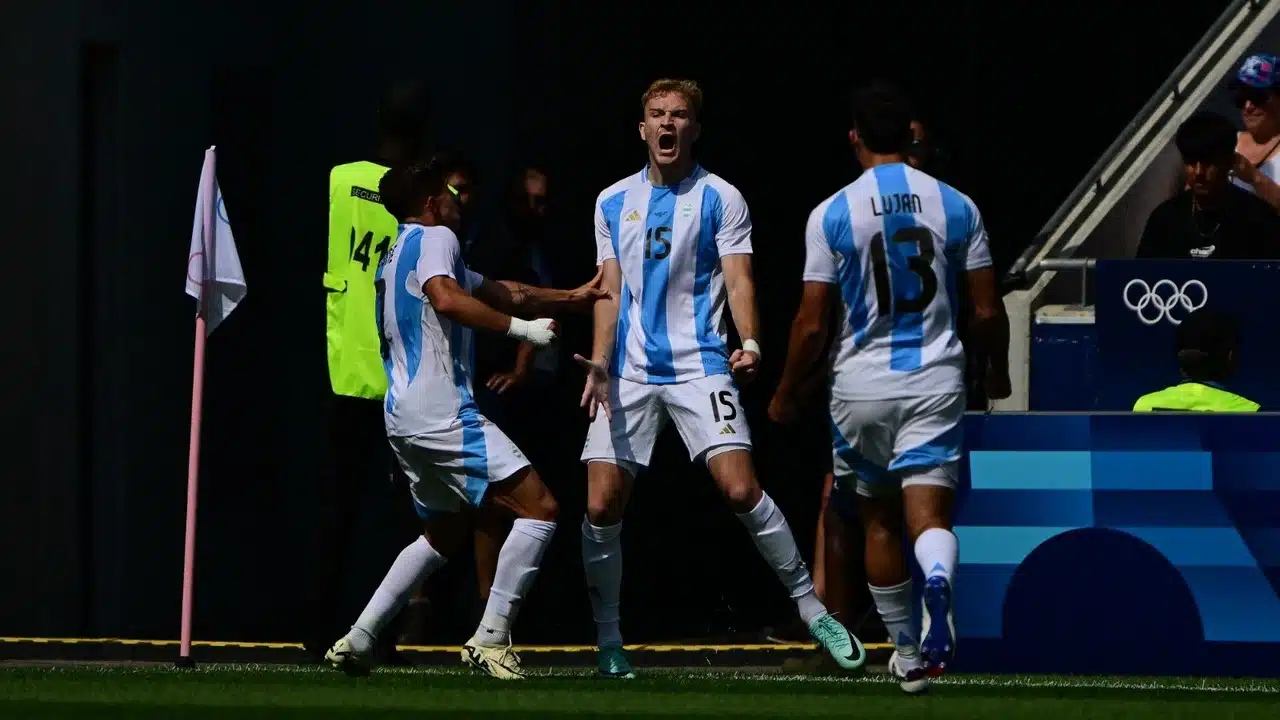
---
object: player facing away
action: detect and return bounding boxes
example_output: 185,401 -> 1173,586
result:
325,159 -> 607,680
769,82 -> 1011,693
574,78 -> 867,679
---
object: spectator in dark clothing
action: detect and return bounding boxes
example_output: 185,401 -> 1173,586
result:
434,153 -> 539,425
1136,111 -> 1280,260
504,167 -> 560,387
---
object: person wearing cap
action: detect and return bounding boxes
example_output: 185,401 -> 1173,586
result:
1136,111 -> 1280,259
1231,53 -> 1280,212
1132,308 -> 1260,412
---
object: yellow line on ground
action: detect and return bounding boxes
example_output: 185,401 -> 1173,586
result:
0,637 -> 891,652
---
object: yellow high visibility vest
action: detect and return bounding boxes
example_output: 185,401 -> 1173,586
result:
1132,382 -> 1260,412
325,161 -> 397,399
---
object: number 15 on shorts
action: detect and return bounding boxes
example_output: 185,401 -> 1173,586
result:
708,391 -> 740,436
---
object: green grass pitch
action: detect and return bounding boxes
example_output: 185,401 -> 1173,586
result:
1,664 -> 1278,718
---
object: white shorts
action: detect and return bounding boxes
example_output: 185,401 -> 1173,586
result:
389,415 -> 531,517
828,393 -> 964,498
581,374 -> 752,475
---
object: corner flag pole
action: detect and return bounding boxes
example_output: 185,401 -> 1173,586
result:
178,148 -> 216,668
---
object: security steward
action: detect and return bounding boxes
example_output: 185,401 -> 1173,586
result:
302,82 -> 433,662
1133,308 -> 1260,412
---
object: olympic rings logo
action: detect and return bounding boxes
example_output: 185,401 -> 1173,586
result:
1122,279 -> 1208,326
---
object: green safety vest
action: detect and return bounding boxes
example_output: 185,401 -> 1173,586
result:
325,161 -> 398,400
1132,382 -> 1260,413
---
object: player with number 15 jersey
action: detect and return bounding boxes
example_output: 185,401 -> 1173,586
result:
574,78 -> 866,680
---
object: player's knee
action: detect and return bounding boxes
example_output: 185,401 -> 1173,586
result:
585,462 -> 629,525
585,493 -> 619,526
524,476 -> 559,524
863,519 -> 898,552
906,512 -> 948,542
720,477 -> 762,513
530,494 -> 558,524
708,448 -> 761,512
902,473 -> 954,539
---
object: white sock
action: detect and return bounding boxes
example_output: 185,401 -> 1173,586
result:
581,519 -> 624,647
870,580 -> 920,666
914,528 -> 958,583
473,518 -> 557,647
350,536 -> 447,653
736,493 -> 827,625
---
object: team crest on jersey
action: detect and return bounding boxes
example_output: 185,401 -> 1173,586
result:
624,209 -> 641,222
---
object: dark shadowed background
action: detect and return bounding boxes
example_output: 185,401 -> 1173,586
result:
0,0 -> 1229,641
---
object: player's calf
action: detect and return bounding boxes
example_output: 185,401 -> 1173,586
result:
468,468 -> 558,652
329,532 -> 452,677
904,481 -> 958,677
709,450 -> 864,670
582,461 -> 635,673
859,489 -> 926,685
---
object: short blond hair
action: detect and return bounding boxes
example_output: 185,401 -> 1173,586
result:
641,79 -> 703,120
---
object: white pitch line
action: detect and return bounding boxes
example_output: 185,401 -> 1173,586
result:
17,663 -> 1280,693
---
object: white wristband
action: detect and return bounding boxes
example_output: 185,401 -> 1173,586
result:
507,317 -> 531,340
507,317 -> 557,346
742,339 -> 761,359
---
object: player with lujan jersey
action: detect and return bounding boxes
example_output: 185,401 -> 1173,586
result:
325,159 -> 606,680
574,78 -> 867,679
769,81 -> 1011,693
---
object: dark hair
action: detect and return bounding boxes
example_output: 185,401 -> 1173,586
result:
433,149 -> 478,185
1174,111 -> 1237,166
376,81 -> 432,161
378,159 -> 447,223
1176,308 -> 1241,380
852,81 -> 914,155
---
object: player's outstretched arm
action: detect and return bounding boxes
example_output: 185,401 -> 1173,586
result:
425,275 -> 559,347
966,267 -> 1011,400
721,255 -> 762,382
573,259 -> 621,420
768,281 -> 833,424
473,268 -> 607,319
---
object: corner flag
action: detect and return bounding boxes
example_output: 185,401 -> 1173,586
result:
178,146 -> 245,669
185,146 -> 246,334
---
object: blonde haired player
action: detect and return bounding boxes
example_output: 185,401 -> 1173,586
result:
574,79 -> 867,679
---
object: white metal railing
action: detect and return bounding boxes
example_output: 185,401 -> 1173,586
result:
997,0 -> 1280,410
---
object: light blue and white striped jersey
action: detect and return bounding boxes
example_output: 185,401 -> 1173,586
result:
804,163 -> 992,401
375,223 -> 486,436
594,165 -> 752,385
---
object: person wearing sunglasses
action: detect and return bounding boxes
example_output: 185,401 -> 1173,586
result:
324,158 -> 607,680
1230,53 -> 1280,212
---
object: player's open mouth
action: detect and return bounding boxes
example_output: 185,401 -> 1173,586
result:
657,133 -> 676,151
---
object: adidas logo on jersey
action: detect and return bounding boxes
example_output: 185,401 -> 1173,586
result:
719,424 -> 735,435
624,209 -> 641,222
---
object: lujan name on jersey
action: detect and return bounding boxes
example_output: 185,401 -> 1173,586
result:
803,162 -> 992,401
375,223 -> 486,436
594,165 -> 752,386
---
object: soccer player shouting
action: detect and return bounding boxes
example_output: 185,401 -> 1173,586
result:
574,78 -> 866,679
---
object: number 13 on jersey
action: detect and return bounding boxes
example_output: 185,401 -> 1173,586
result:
868,227 -> 938,315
